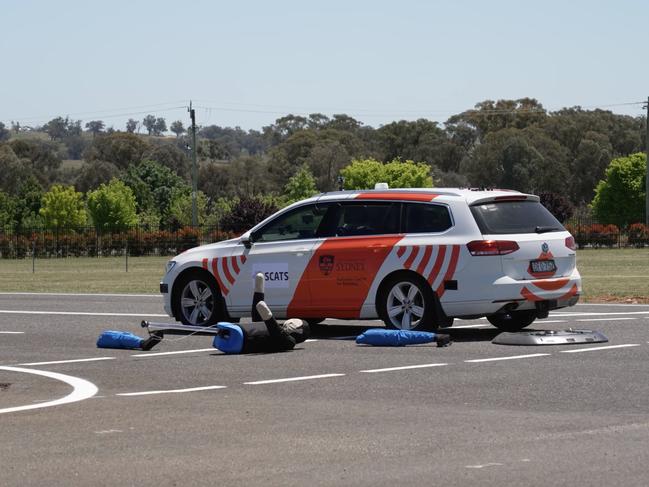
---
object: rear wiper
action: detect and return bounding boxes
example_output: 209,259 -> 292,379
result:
534,226 -> 560,233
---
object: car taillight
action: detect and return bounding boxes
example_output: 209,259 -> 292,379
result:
565,235 -> 577,251
466,240 -> 520,256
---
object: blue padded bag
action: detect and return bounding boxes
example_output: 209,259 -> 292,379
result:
97,330 -> 143,349
355,328 -> 436,346
212,322 -> 245,354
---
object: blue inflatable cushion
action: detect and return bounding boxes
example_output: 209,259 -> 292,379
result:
213,322 -> 245,354
97,330 -> 143,349
355,328 -> 436,346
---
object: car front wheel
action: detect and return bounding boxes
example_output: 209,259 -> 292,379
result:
174,271 -> 222,326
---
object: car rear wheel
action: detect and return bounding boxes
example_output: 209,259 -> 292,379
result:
378,274 -> 436,331
174,271 -> 223,326
487,310 -> 536,332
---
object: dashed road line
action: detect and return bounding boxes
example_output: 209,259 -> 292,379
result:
244,373 -> 345,385
0,366 -> 98,414
0,331 -> 24,334
560,344 -> 641,353
465,353 -> 551,363
576,317 -> 637,322
117,385 -> 226,396
19,357 -> 116,366
360,363 -> 448,373
131,348 -> 216,358
549,311 -> 649,317
0,292 -> 159,298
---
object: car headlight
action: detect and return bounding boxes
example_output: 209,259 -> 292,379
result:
165,260 -> 177,274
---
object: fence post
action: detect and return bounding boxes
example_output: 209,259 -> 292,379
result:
32,240 -> 35,273
125,238 -> 128,273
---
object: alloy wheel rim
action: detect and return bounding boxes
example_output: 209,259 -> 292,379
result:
180,280 -> 214,325
386,282 -> 425,330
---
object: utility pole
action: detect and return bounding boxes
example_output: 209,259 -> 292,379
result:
645,97 -> 649,226
189,101 -> 198,227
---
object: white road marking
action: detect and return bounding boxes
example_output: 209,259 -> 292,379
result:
465,463 -> 504,469
560,344 -> 640,353
360,363 -> 448,373
304,339 -> 318,342
0,292 -> 159,298
0,331 -> 25,334
535,320 -> 567,324
244,373 -> 345,385
449,324 -> 490,329
117,385 -> 226,396
131,348 -> 215,357
0,309 -> 167,317
0,366 -> 98,414
465,353 -> 551,363
95,429 -> 123,434
19,357 -> 116,366
576,317 -> 637,322
550,311 -> 649,317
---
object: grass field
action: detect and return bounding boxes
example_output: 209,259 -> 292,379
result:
0,249 -> 647,301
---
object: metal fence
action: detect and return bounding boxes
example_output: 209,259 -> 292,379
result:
0,220 -> 647,259
0,226 -> 239,259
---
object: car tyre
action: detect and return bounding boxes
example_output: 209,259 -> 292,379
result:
377,273 -> 437,331
487,310 -> 536,332
173,270 -> 223,327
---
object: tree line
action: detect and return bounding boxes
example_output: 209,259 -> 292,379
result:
0,97 -> 647,232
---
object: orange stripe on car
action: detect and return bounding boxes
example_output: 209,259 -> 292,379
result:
437,245 -> 460,298
396,246 -> 406,258
221,257 -> 236,286
201,258 -> 208,270
416,245 -> 433,275
531,278 -> 569,291
230,256 -> 240,275
403,245 -> 420,269
427,245 -> 447,285
211,258 -> 229,296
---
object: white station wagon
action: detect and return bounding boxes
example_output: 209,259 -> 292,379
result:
160,187 -> 581,332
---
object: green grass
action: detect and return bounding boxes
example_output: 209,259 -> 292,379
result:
0,250 -> 647,301
576,248 -> 649,303
0,256 -> 169,293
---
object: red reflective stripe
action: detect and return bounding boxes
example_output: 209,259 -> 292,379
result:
240,255 -> 247,264
201,258 -> 208,270
521,286 -> 542,302
396,246 -> 406,258
230,256 -> 240,275
416,245 -> 432,275
532,278 -> 569,291
221,257 -> 235,286
211,258 -> 228,296
558,284 -> 579,300
403,246 -> 420,269
436,245 -> 460,297
355,192 -> 438,202
427,245 -> 447,285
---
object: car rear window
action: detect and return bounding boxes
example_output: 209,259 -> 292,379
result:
470,200 -> 565,235
404,203 -> 452,233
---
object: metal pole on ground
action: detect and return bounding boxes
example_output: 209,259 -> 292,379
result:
645,96 -> 649,226
32,240 -> 35,273
125,238 -> 128,273
189,101 -> 198,228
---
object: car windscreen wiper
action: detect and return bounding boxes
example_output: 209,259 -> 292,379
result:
534,225 -> 560,233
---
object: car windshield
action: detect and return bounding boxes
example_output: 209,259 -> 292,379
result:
470,200 -> 565,235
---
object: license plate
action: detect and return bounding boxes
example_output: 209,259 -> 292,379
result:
531,259 -> 556,273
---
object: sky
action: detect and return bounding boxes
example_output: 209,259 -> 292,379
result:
1,0 -> 648,132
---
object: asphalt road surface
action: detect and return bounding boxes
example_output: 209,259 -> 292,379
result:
1,293 -> 649,487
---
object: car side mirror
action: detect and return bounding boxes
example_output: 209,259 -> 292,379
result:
241,236 -> 252,249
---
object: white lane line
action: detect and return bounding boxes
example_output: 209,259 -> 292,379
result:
360,363 -> 448,373
536,320 -> 567,324
0,366 -> 98,415
0,292 -> 160,298
117,385 -> 226,396
560,344 -> 641,353
244,373 -> 345,385
465,463 -> 504,469
550,311 -> 649,317
0,331 -> 25,334
0,310 -> 167,317
19,357 -> 116,366
465,353 -> 551,363
576,317 -> 637,322
131,348 -> 215,358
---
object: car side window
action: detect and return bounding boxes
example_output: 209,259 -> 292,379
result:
404,203 -> 452,233
334,203 -> 400,236
254,204 -> 332,242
